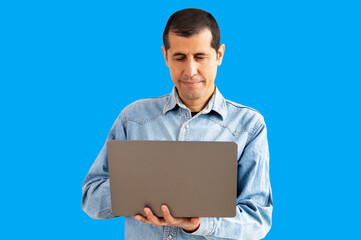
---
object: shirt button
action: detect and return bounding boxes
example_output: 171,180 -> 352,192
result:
167,235 -> 173,239
185,125 -> 189,129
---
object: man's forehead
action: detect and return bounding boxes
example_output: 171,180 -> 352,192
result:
167,29 -> 214,53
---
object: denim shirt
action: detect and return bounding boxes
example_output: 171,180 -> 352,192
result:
82,87 -> 273,240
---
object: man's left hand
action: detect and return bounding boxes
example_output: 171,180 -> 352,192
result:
134,205 -> 201,232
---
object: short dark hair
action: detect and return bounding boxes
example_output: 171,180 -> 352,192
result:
163,8 -> 220,53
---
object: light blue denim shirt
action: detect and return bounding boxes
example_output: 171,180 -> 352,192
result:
82,87 -> 273,240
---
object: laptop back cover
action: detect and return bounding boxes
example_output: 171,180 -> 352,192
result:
107,140 -> 237,218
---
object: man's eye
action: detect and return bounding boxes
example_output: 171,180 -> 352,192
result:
175,58 -> 184,61
196,57 -> 205,60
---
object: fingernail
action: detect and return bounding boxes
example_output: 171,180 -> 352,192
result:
162,206 -> 166,212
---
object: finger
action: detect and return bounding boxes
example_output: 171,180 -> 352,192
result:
161,205 -> 176,225
144,207 -> 165,226
135,215 -> 152,224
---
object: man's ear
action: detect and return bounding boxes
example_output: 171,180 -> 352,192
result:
161,46 -> 169,67
216,44 -> 225,66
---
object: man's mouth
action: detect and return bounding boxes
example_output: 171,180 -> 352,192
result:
181,81 -> 201,87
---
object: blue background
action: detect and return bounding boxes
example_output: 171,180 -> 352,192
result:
1,0 -> 360,239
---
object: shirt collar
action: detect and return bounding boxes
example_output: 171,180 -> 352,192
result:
162,86 -> 227,120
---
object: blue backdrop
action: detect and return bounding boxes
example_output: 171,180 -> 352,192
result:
1,0 -> 360,239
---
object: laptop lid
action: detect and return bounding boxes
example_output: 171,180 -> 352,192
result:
107,140 -> 237,218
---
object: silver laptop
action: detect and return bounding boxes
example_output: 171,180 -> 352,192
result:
107,140 -> 237,218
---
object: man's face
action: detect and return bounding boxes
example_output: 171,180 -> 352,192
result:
162,29 -> 225,106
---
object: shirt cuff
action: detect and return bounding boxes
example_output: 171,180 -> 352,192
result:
182,217 -> 215,236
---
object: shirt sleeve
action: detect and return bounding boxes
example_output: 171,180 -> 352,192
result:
183,117 -> 273,239
81,114 -> 126,219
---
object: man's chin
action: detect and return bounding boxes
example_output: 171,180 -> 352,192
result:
179,91 -> 203,101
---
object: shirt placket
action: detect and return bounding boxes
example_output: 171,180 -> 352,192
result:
163,226 -> 178,240
178,110 -> 192,141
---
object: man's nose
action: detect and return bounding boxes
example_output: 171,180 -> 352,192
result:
184,59 -> 198,77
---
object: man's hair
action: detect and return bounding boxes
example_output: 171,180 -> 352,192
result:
163,8 -> 220,53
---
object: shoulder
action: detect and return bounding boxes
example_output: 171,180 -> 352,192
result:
224,99 -> 265,134
120,94 -> 170,123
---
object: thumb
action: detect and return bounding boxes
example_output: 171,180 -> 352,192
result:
191,217 -> 201,225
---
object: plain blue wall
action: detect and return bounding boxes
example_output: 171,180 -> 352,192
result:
1,0 -> 360,239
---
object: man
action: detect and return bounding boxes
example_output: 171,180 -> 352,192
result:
82,8 -> 272,240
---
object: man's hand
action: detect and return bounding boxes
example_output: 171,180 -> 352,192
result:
134,205 -> 201,232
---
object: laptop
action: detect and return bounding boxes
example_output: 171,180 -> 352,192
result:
107,140 -> 237,218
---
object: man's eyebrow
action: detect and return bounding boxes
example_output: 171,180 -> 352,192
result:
172,52 -> 209,58
172,53 -> 186,58
194,52 -> 208,56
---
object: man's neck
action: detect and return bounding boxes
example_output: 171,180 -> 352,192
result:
181,98 -> 209,112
